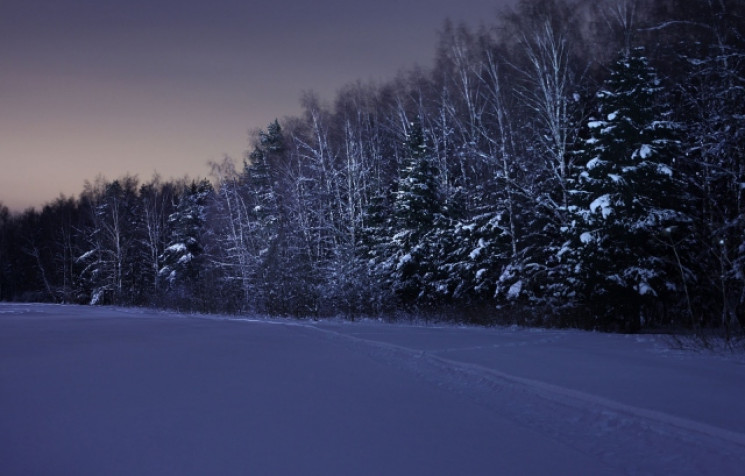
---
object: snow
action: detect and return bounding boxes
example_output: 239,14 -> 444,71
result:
586,157 -> 601,170
638,144 -> 653,159
166,243 -> 188,253
657,163 -> 673,177
89,289 -> 104,305
580,231 -> 594,244
638,282 -> 655,296
507,280 -> 522,298
590,194 -> 613,219
557,240 -> 570,257
469,238 -> 485,260
2,303 -> 745,475
397,253 -> 412,269
76,249 -> 96,263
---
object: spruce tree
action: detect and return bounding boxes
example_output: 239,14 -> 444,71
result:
389,117 -> 444,307
159,180 -> 213,297
566,47 -> 690,329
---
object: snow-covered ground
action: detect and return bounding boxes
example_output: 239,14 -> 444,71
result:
1,304 -> 744,475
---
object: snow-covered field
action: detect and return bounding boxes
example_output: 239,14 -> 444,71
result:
1,304 -> 744,475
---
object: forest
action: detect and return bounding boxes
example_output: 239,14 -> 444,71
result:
1,0 -> 743,333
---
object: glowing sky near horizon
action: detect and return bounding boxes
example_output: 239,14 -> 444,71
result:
1,0 -> 511,211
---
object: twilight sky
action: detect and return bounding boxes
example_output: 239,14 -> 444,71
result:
1,0 -> 513,211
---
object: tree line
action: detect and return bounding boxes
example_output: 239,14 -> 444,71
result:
1,0 -> 743,332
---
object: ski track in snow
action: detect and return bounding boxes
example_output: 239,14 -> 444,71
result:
297,321 -> 745,476
19,304 -> 742,474
2,304 -> 744,475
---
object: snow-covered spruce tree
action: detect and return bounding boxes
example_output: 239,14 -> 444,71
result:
257,122 -> 318,315
159,179 -> 213,308
564,47 -> 691,330
357,188 -> 396,314
387,117 -> 446,309
445,205 -> 513,308
244,127 -> 280,249
244,119 -> 313,315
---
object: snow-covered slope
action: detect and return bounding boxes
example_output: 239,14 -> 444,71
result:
1,304 -> 743,475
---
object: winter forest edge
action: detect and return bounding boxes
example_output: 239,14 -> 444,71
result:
1,0 -> 744,335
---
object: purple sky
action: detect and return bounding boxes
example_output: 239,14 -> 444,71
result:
1,0 -> 513,211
